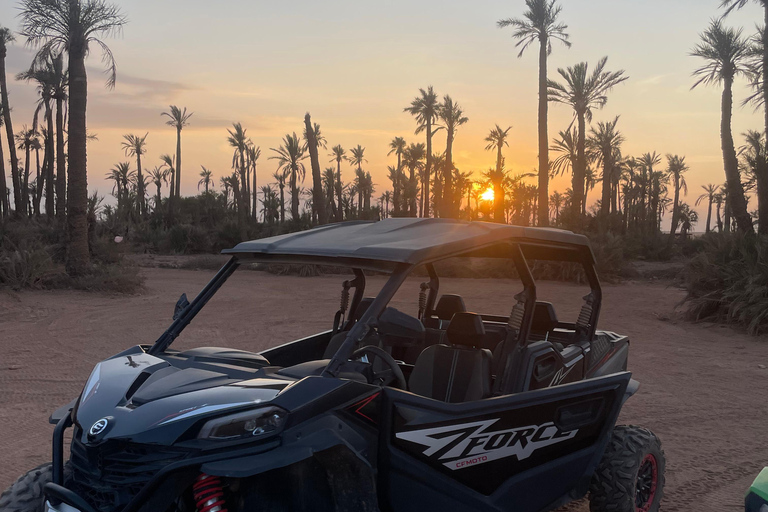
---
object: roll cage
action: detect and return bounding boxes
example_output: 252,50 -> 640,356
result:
148,219 -> 601,397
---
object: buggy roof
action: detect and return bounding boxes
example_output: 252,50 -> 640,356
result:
222,218 -> 594,270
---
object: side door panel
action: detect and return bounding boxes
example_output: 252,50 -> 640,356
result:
377,372 -> 631,512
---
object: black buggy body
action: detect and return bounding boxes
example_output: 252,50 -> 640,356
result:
2,218 -> 664,512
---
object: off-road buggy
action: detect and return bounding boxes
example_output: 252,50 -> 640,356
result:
1,218 -> 665,512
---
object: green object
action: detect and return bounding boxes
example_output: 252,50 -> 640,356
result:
748,468 -> 768,503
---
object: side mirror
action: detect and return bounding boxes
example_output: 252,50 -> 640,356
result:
173,293 -> 190,320
378,307 -> 425,341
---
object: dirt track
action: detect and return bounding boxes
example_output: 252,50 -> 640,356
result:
2,267 -> 768,511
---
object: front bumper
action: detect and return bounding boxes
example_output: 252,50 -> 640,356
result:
45,501 -> 83,512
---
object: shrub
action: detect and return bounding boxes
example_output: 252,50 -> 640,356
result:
0,241 -> 55,290
681,233 -> 768,335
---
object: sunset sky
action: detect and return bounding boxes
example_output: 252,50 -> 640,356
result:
0,0 -> 764,223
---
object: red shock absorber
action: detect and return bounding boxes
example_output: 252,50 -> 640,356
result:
192,473 -> 228,512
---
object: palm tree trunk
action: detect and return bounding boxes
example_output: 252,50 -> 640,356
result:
23,145 -> 31,215
574,113 -> 586,218
55,96 -> 65,221
537,34 -> 549,227
175,126 -> 182,200
600,162 -> 611,218
291,167 -> 299,221
252,163 -> 257,220
279,183 -> 285,223
763,5 -> 768,160
424,120 -> 432,218
304,114 -> 327,225
44,101 -> 54,218
0,131 -> 6,217
444,131 -> 454,218
336,161 -> 343,222
0,47 -> 21,215
668,178 -> 680,248
706,198 -> 713,234
721,79 -> 754,234
409,165 -> 417,217
136,152 -> 144,217
66,44 -> 90,275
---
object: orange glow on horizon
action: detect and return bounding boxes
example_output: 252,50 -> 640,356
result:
480,187 -> 494,202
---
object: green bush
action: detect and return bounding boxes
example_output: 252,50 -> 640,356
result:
0,241 -> 55,290
681,233 -> 768,335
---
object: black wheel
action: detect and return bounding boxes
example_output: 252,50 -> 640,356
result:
0,463 -> 53,512
589,425 -> 665,512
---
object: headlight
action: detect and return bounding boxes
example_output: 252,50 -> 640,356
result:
197,406 -> 287,441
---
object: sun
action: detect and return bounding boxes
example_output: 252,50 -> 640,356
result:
480,187 -> 495,202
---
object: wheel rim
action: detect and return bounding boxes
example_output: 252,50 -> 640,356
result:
635,453 -> 658,512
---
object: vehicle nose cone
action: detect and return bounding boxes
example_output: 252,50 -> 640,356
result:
88,416 -> 113,440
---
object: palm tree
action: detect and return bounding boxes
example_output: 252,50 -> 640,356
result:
551,127 -> 578,179
349,145 -> 367,217
402,143 -> 425,217
106,161 -> 134,217
587,116 -> 624,220
159,153 -> 175,206
121,133 -> 148,216
198,166 -> 213,194
484,125 -> 512,223
548,57 -> 628,218
549,190 -> 565,224
740,130 -> 768,233
0,27 -> 22,215
246,144 -> 261,219
437,95 -> 469,218
147,166 -> 167,210
162,105 -> 192,205
404,86 -> 440,217
273,169 -> 289,223
17,54 -> 58,218
20,0 -> 127,274
666,155 -> 689,245
329,145 -> 346,221
303,113 -> 327,225
270,133 -> 306,221
15,126 -> 37,215
0,108 -> 7,217
721,0 -> 768,141
498,0 -> 570,227
691,19 -> 754,234
227,122 -> 251,222
696,184 -> 718,233
381,191 -> 392,218
388,136 -> 407,215
323,167 -> 338,220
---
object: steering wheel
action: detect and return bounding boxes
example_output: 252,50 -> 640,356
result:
351,346 -> 408,390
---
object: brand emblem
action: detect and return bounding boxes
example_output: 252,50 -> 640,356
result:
89,418 -> 109,436
396,419 -> 577,470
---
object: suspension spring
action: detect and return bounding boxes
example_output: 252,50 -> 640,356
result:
193,473 -> 228,512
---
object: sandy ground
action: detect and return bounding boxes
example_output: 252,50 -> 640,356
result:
2,267 -> 768,511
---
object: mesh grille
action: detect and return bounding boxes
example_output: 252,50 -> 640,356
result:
67,428 -> 190,512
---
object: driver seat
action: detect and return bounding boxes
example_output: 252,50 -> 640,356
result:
409,313 -> 492,403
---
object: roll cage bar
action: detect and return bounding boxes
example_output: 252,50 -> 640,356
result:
148,241 -> 602,395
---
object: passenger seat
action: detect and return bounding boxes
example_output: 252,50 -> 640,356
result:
409,313 -> 492,403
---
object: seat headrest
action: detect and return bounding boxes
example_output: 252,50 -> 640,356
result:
531,302 -> 558,333
434,294 -> 466,321
446,312 -> 486,348
352,297 -> 375,321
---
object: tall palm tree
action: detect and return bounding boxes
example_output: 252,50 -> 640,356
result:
550,127 -> 578,179
0,108 -> 7,217
404,86 -> 440,217
329,145 -> 346,222
587,116 -> 624,219
17,54 -> 58,218
198,166 -> 213,194
15,126 -> 37,215
548,57 -> 628,218
498,0 -> 570,227
402,143 -> 425,217
0,27 -> 22,215
303,113 -> 327,224
740,130 -> 768,233
691,19 -> 754,234
227,122 -> 251,221
49,51 -> 67,220
147,166 -> 167,210
162,105 -> 192,205
437,95 -> 468,218
666,155 -> 689,245
485,125 -> 512,222
246,144 -> 261,219
270,133 -> 306,221
20,0 -> 127,274
159,153 -> 175,207
348,145 -> 367,216
721,0 -> 768,141
273,169 -> 289,223
388,136 -> 407,215
121,133 -> 148,216
323,167 -> 338,220
696,184 -> 718,233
